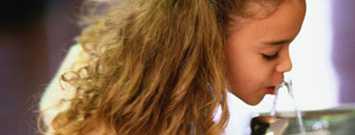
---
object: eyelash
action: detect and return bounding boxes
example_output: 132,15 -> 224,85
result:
262,52 -> 279,60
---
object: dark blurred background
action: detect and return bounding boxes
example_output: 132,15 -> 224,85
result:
0,0 -> 82,134
1,0 -> 355,135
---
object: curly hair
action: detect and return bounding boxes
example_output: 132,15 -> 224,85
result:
39,0 -> 282,134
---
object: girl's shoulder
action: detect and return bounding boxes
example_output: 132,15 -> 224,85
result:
39,44 -> 88,134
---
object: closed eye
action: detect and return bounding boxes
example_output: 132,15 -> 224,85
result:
262,52 -> 279,60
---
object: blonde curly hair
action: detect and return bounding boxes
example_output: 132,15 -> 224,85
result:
39,0 -> 282,134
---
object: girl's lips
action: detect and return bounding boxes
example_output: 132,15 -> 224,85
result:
264,86 -> 276,95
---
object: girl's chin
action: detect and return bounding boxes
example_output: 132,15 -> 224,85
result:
245,99 -> 262,106
239,95 -> 265,106
228,90 -> 265,105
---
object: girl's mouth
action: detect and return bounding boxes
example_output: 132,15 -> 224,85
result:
264,86 -> 276,95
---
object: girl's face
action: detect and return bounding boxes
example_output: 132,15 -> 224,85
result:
225,0 -> 306,105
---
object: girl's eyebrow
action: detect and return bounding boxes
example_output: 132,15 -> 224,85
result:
264,38 -> 293,46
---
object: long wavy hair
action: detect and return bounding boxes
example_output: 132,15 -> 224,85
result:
40,0 -> 281,134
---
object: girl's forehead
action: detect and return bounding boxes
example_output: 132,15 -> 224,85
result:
227,0 -> 306,46
224,0 -> 285,31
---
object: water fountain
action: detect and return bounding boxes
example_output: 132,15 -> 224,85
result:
251,80 -> 355,135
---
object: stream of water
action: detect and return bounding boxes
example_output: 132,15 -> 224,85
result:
271,80 -> 306,134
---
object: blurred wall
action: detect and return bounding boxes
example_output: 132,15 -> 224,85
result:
332,0 -> 355,104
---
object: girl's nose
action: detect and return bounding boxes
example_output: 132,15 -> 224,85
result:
276,50 -> 292,73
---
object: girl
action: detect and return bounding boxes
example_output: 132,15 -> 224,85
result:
39,0 -> 306,134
